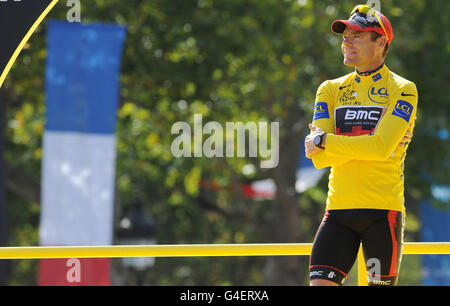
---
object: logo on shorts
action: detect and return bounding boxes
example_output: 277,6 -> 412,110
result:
327,271 -> 336,279
371,279 -> 392,285
310,271 -> 323,277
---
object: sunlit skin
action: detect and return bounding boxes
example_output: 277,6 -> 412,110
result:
341,28 -> 386,72
304,27 -> 411,164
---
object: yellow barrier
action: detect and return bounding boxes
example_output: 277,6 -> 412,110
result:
0,242 -> 448,286
0,243 -> 312,259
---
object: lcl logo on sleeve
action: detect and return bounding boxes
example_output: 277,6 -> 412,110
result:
313,102 -> 330,120
392,100 -> 413,122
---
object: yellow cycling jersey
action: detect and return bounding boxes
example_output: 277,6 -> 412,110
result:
311,65 -> 418,213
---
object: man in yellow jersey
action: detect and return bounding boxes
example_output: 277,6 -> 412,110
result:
304,5 -> 418,286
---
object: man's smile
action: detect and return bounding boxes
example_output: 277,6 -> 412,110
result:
343,49 -> 358,56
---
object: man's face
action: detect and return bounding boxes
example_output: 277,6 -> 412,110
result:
341,28 -> 380,68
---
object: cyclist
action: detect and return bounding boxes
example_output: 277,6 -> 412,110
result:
304,4 -> 418,286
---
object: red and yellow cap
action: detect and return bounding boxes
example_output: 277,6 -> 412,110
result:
331,4 -> 394,45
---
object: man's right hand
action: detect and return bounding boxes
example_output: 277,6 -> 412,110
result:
376,108 -> 412,149
398,128 -> 412,148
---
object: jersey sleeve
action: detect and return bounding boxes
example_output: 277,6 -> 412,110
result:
325,82 -> 418,161
310,81 -> 353,169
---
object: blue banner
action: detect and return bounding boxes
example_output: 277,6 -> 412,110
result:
420,190 -> 450,285
45,21 -> 126,134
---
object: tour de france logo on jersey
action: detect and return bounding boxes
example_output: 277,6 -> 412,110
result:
368,86 -> 389,104
313,102 -> 330,120
392,100 -> 413,123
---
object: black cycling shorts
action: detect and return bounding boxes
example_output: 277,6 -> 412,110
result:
309,209 -> 404,286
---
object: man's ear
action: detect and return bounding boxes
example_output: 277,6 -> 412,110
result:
378,36 -> 388,49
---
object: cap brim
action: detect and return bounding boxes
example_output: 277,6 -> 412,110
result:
331,20 -> 367,34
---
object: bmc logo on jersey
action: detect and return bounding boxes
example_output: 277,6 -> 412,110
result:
344,109 -> 381,120
335,106 -> 385,136
313,102 -> 330,120
392,100 -> 413,122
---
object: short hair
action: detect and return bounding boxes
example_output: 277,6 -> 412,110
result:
370,32 -> 389,58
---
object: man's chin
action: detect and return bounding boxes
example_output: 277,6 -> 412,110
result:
343,58 -> 358,67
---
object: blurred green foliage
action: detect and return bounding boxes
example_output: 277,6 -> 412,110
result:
2,0 -> 448,285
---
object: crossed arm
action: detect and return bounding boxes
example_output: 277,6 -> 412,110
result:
305,123 -> 412,163
305,83 -> 417,169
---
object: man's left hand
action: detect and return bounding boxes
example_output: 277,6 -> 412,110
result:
305,123 -> 326,158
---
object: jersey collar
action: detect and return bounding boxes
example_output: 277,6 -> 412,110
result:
354,64 -> 387,84
356,63 -> 385,76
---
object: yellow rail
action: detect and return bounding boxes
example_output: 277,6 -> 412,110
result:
0,242 -> 448,286
0,243 -> 313,259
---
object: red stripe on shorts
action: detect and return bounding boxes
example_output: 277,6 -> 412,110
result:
387,210 -> 399,276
